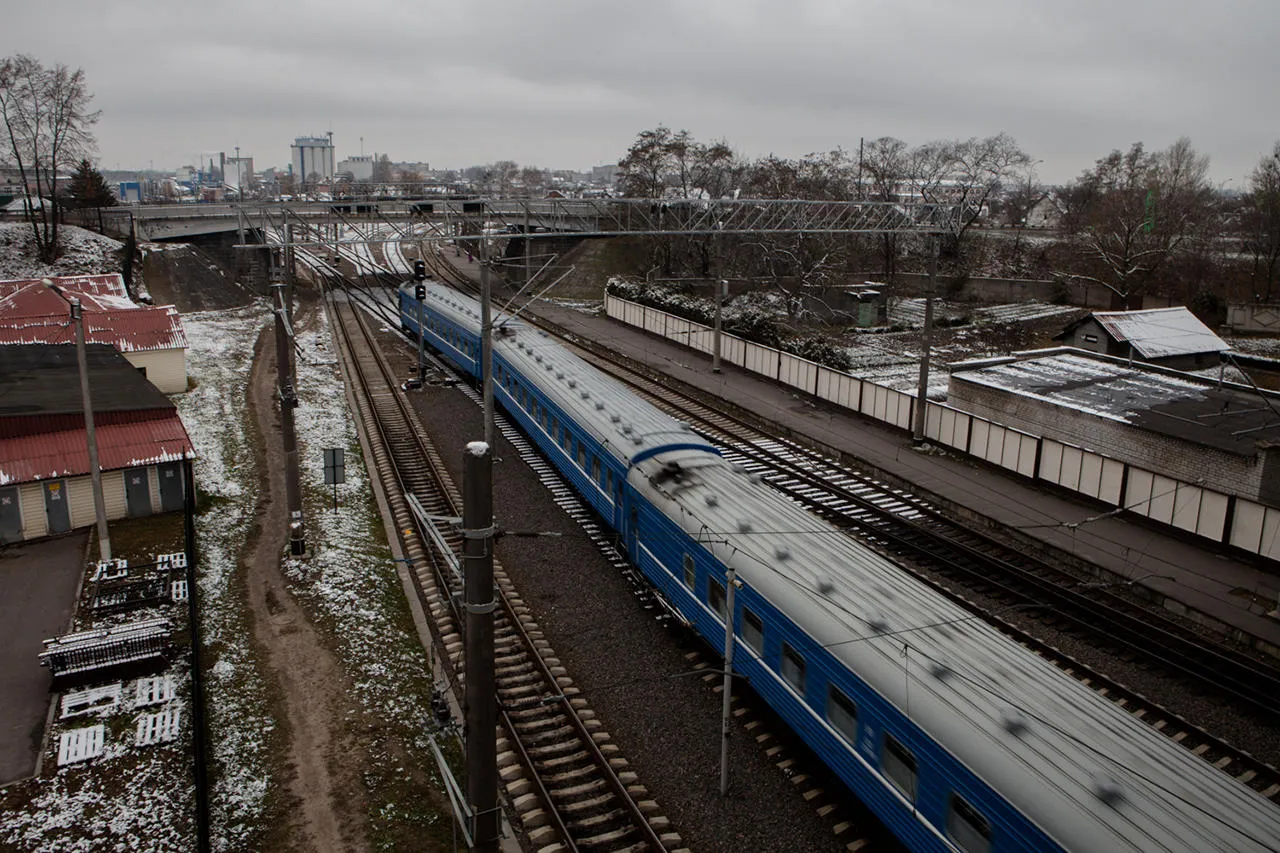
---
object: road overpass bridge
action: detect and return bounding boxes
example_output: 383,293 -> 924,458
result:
89,197 -> 963,244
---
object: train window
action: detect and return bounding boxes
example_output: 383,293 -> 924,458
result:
591,456 -> 601,483
708,578 -> 726,620
682,554 -> 695,588
563,431 -> 572,453
947,794 -> 991,853
882,734 -> 918,801
578,445 -> 588,468
742,608 -> 763,653
826,687 -> 858,745
605,469 -> 613,495
781,643 -> 806,695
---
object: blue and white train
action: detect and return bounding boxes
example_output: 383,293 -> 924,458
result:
400,282 -> 1280,853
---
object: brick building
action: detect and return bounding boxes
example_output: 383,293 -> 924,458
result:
947,348 -> 1280,506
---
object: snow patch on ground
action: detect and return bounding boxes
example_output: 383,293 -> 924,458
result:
0,223 -> 124,281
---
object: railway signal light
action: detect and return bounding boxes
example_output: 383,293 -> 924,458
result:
415,284 -> 426,301
413,259 -> 427,281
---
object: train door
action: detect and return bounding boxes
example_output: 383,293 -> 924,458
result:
43,480 -> 70,534
627,503 -> 640,565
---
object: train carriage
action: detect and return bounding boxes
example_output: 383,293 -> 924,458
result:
399,282 -> 1280,853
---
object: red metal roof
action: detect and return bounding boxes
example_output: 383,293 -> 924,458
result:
0,273 -> 129,300
0,280 -> 186,352
0,410 -> 194,486
0,306 -> 187,352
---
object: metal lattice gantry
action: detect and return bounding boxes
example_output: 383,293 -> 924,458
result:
236,196 -> 963,249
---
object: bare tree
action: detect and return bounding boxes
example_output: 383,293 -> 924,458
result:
618,126 -> 677,198
519,165 -> 548,197
945,133 -> 1031,242
1242,141 -> 1280,301
1059,138 -> 1213,307
861,137 -> 910,278
0,55 -> 99,262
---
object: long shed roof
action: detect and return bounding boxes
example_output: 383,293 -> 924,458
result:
949,348 -> 1280,455
1085,307 -> 1228,358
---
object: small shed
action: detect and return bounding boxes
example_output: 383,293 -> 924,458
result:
0,344 -> 195,545
1056,306 -> 1227,371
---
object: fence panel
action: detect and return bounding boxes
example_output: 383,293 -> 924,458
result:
779,353 -> 819,396
1125,467 -> 1155,517
743,341 -> 779,379
1148,473 -> 1178,525
1195,490 -> 1229,541
1230,499 -> 1265,553
817,368 -> 861,409
925,404 -> 969,450
970,418 -> 991,461
1039,439 -> 1064,485
1262,508 -> 1280,561
1078,452 -> 1103,498
1060,445 -> 1083,491
863,386 -> 911,430
642,307 -> 666,335
1172,483 -> 1204,534
1013,432 -> 1038,477
1099,458 -> 1125,505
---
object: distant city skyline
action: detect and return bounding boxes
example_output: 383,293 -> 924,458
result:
4,1 -> 1277,187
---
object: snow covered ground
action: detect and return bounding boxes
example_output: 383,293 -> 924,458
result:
0,297 -> 439,850
0,223 -> 126,281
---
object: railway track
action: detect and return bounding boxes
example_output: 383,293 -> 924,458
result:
325,288 -> 683,853
414,254 -> 1280,807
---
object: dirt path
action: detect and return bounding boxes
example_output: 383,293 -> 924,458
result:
245,315 -> 370,853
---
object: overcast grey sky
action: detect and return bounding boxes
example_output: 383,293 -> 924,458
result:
4,0 -> 1277,185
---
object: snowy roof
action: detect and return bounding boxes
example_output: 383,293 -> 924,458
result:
0,278 -> 185,352
0,273 -> 130,300
949,348 -> 1280,455
1081,307 -> 1228,358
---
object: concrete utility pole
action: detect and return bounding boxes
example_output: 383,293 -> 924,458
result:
912,236 -> 939,446
463,441 -> 498,852
712,279 -> 727,373
272,283 -> 305,555
71,298 -> 112,561
479,236 -> 495,449
719,565 -> 737,795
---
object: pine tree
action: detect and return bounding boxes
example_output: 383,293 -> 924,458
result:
65,157 -> 116,208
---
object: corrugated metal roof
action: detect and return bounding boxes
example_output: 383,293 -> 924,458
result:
0,306 -> 187,352
1091,307 -> 1227,358
0,273 -> 128,299
0,410 -> 193,485
0,280 -> 186,352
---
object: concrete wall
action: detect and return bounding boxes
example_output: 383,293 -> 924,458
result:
1224,301 -> 1280,334
868,272 -> 1177,310
947,377 -> 1268,502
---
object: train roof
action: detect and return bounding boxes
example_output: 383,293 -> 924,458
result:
631,451 -> 1280,852
414,283 -> 718,468
407,281 -> 1280,850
